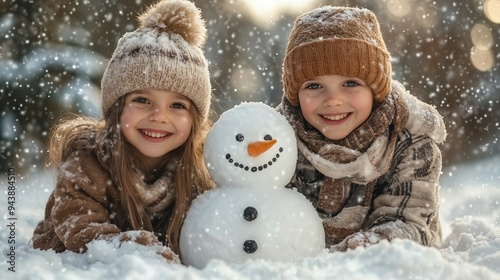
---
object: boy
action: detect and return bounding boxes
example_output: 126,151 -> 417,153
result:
279,6 -> 447,251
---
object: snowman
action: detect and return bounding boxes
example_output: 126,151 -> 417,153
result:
179,102 -> 325,268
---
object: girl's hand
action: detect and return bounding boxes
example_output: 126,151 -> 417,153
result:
156,246 -> 180,263
115,231 -> 180,263
119,230 -> 160,246
329,231 -> 383,252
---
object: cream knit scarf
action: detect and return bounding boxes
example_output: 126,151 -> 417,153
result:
75,126 -> 178,216
91,135 -> 177,215
137,171 -> 176,214
134,162 -> 177,214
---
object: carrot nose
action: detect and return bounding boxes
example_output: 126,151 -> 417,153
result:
247,139 -> 277,157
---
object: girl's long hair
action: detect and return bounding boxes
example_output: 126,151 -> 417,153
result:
166,102 -> 213,254
45,95 -> 213,255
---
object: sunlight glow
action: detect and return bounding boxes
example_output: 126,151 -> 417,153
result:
386,0 -> 412,18
414,3 -> 438,27
241,0 -> 315,28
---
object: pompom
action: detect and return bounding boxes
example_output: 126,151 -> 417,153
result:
138,0 -> 207,47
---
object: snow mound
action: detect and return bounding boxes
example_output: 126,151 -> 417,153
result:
1,156 -> 500,279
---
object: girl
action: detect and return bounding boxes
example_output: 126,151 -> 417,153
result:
31,0 -> 213,262
279,6 -> 447,251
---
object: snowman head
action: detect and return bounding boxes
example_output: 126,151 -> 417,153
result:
204,102 -> 297,187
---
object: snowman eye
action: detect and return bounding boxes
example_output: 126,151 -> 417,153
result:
236,133 -> 244,142
264,134 -> 272,141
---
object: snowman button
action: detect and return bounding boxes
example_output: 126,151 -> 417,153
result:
243,240 -> 258,254
243,206 -> 258,221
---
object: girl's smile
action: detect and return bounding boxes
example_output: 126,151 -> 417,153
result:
139,129 -> 172,142
120,89 -> 194,167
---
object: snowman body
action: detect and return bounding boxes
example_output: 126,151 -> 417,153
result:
180,102 -> 325,268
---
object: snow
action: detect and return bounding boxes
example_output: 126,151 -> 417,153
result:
1,155 -> 499,279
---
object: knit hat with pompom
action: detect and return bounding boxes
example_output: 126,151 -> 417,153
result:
283,6 -> 392,107
101,0 -> 211,120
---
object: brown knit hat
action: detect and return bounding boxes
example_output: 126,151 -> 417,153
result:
283,6 -> 392,107
101,0 -> 211,120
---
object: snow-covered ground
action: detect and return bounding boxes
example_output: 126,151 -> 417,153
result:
1,155 -> 499,279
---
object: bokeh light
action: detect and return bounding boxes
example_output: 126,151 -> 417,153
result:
484,0 -> 500,24
470,23 -> 495,71
470,47 -> 495,72
471,23 -> 494,50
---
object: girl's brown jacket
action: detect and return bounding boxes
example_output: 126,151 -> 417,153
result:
32,147 -> 176,253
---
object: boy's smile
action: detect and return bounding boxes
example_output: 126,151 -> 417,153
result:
322,113 -> 350,122
298,74 -> 373,140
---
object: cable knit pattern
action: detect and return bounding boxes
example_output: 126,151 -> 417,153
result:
279,80 -> 446,247
101,0 -> 211,120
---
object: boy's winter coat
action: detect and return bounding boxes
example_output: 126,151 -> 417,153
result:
280,81 -> 447,247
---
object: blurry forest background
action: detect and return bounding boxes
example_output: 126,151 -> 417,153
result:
1,0 -> 499,176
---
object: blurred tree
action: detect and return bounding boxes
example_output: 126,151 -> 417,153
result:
1,0 -> 499,175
